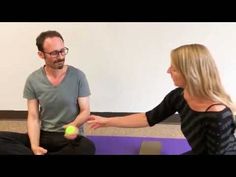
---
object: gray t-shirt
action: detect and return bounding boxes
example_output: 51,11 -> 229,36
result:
23,65 -> 91,134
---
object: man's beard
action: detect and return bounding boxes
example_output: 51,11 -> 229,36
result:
54,59 -> 65,69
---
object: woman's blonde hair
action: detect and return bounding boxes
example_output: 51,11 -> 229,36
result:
171,44 -> 235,114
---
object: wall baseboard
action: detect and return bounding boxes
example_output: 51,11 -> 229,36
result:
0,110 -> 180,124
0,110 -> 27,120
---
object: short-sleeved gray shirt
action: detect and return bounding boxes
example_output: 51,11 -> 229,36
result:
23,65 -> 91,134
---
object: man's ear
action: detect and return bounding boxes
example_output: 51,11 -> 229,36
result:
38,51 -> 45,59
232,102 -> 236,114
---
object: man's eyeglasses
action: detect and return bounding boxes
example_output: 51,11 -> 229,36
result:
43,47 -> 69,58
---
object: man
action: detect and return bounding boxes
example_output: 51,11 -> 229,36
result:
0,30 -> 95,155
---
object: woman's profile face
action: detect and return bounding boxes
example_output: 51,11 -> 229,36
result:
167,65 -> 185,88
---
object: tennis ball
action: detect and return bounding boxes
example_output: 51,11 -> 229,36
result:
65,125 -> 78,135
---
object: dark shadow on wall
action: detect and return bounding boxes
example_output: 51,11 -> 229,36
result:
0,111 -> 180,124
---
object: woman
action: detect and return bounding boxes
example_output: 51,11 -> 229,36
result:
88,44 -> 236,155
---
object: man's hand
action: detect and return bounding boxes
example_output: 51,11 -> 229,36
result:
32,146 -> 48,155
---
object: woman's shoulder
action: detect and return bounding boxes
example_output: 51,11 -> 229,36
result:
205,104 -> 227,112
168,87 -> 184,97
164,87 -> 185,106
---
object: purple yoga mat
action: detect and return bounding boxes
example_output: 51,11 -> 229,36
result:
87,135 -> 191,155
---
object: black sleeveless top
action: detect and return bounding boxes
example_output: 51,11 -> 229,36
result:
146,87 -> 236,154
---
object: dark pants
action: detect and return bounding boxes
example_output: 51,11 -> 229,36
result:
181,150 -> 195,155
0,131 -> 95,155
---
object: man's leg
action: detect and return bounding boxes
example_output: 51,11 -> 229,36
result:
0,131 -> 33,155
40,131 -> 95,155
65,136 -> 96,155
53,136 -> 95,155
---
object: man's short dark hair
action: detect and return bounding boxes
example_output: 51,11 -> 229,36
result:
36,30 -> 64,51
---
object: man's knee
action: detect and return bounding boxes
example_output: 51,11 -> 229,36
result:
73,136 -> 96,155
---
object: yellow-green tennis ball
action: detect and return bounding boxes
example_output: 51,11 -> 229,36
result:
65,125 -> 78,135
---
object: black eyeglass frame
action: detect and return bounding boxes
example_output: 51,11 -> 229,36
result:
42,47 -> 69,57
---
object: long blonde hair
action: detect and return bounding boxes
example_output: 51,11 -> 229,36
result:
171,44 -> 235,114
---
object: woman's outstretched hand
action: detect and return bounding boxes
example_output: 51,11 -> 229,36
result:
87,115 -> 108,129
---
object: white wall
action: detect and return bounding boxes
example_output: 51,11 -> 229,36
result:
1,22 -> 236,112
